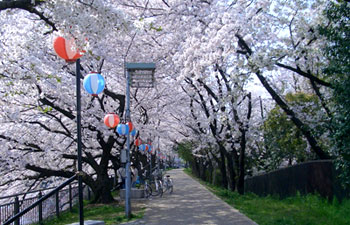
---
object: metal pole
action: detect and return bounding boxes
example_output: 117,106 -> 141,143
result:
69,185 -> 72,212
150,152 -> 152,179
38,192 -> 43,224
157,136 -> 160,174
76,59 -> 84,225
125,69 -> 131,218
14,196 -> 19,225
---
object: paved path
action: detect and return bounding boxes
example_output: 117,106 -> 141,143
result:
123,169 -> 257,225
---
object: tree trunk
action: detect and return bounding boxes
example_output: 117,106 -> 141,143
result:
219,145 -> 228,188
90,176 -> 115,203
212,165 -> 217,185
207,157 -> 214,183
193,158 -> 200,177
226,151 -> 236,191
237,130 -> 246,195
199,158 -> 207,181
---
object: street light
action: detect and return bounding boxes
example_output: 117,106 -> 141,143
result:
124,62 -> 155,218
53,37 -> 107,225
53,36 -> 85,225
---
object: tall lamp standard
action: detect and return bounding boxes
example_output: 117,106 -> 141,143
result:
53,36 -> 87,225
125,63 -> 155,218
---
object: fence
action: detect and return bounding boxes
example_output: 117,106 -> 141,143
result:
0,180 -> 92,225
244,160 -> 349,201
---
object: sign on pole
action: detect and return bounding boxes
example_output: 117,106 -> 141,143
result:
126,63 -> 156,88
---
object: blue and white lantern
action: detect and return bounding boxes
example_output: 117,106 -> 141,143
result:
83,72 -> 105,96
116,124 -> 129,135
139,144 -> 146,151
147,144 -> 152,153
130,129 -> 137,137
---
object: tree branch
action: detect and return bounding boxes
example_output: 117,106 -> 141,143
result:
25,164 -> 75,179
0,0 -> 57,34
276,62 -> 332,88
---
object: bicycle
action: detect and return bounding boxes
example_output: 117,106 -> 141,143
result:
161,175 -> 173,195
144,179 -> 152,198
143,177 -> 163,198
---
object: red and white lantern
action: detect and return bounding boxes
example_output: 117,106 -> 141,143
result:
134,138 -> 142,146
127,121 -> 133,132
53,36 -> 83,62
104,113 -> 120,128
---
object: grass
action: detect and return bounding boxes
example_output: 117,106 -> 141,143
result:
33,200 -> 144,225
184,168 -> 350,225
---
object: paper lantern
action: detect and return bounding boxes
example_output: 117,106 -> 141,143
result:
104,113 -> 120,128
127,121 -> 133,132
130,129 -> 137,137
147,144 -> 152,153
134,138 -> 142,146
139,144 -> 146,151
53,36 -> 83,62
83,72 -> 105,96
116,124 -> 129,135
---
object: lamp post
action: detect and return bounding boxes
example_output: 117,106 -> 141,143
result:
125,63 -> 155,218
75,59 -> 84,225
53,37 -> 85,225
53,37 -> 105,225
157,136 -> 160,174
149,142 -> 153,181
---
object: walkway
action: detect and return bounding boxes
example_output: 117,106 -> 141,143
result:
124,169 -> 257,225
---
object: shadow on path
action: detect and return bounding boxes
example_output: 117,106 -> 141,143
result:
122,169 -> 257,225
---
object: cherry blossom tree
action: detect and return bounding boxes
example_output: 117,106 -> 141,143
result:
0,0 -> 171,203
1,0 -> 345,200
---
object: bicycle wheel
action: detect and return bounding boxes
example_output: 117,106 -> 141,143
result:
150,180 -> 162,196
158,180 -> 164,197
168,179 -> 173,194
144,183 -> 152,198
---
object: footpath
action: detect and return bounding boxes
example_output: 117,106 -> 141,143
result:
123,168 -> 257,225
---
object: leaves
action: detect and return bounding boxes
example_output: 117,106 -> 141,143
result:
320,1 -> 350,188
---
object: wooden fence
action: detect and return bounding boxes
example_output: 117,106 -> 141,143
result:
244,160 -> 349,201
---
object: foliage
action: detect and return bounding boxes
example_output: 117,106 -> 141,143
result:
213,189 -> 350,225
319,1 -> 350,187
261,92 -> 322,171
186,169 -> 350,225
176,141 -> 194,164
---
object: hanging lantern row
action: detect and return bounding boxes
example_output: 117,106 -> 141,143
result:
103,113 -> 136,137
103,112 -> 136,137
54,36 -> 153,155
54,37 -> 105,96
138,144 -> 149,152
54,36 -> 160,161
138,143 -> 155,154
